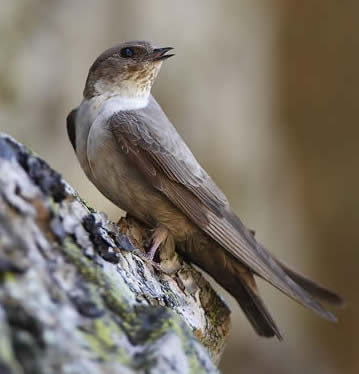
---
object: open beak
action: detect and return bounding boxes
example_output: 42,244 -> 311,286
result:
151,47 -> 175,61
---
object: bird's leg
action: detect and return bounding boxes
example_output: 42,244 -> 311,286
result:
146,225 -> 169,261
145,225 -> 181,274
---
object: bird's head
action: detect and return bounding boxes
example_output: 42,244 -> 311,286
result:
83,41 -> 174,103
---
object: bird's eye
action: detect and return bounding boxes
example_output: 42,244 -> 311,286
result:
120,47 -> 135,58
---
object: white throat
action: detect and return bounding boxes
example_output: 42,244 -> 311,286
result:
98,94 -> 149,121
76,92 -> 150,136
108,94 -> 150,111
93,78 -> 151,112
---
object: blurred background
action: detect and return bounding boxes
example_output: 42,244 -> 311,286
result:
0,1 -> 357,373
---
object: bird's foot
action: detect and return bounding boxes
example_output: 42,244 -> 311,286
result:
142,225 -> 181,274
145,225 -> 169,261
136,250 -> 179,275
141,253 -> 166,273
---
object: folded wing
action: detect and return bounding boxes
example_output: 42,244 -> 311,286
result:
108,103 -> 341,320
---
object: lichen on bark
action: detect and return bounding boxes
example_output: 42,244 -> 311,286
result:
0,133 -> 231,374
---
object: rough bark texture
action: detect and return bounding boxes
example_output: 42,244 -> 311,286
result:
0,133 -> 231,374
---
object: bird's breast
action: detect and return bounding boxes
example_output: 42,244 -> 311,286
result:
76,102 -> 195,240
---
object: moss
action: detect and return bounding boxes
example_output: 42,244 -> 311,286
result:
102,288 -> 132,320
171,322 -> 208,374
71,191 -> 96,213
86,283 -> 105,310
47,197 -> 60,216
62,239 -> 106,286
188,352 -> 206,374
0,272 -> 16,283
0,316 -> 23,374
92,319 -> 116,347
62,238 -> 133,308
161,317 -> 209,374
59,232 -> 218,372
81,317 -> 130,365
142,312 -> 208,374
82,331 -> 109,360
62,239 -> 134,315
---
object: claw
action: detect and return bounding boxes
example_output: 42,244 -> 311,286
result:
129,224 -> 180,275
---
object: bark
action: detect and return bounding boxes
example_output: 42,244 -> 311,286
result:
0,133 -> 231,374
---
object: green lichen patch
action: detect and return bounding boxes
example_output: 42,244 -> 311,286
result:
0,307 -> 24,374
81,317 -> 130,364
61,239 -> 106,287
0,133 -> 227,373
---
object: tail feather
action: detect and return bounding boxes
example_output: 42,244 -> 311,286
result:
217,211 -> 338,322
232,270 -> 282,340
182,231 -> 341,340
278,260 -> 344,306
248,227 -> 344,309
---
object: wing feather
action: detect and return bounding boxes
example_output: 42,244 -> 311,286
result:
114,107 -> 228,216
108,103 -> 336,320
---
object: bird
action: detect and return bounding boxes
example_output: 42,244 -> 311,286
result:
67,41 -> 343,340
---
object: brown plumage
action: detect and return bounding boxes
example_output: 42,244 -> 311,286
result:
67,41 -> 343,340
